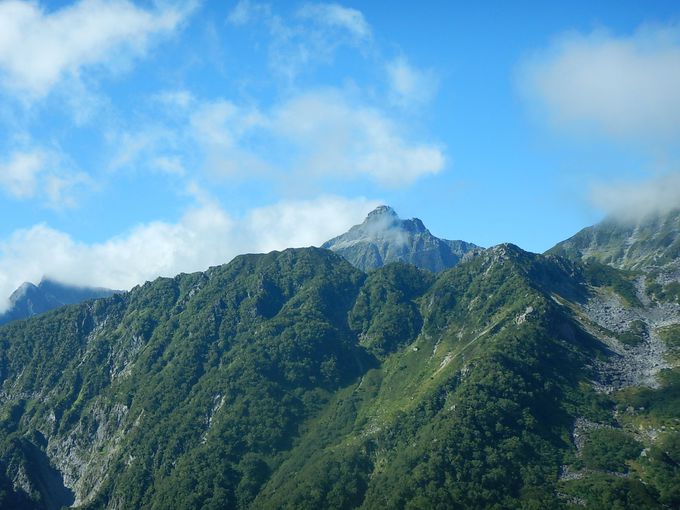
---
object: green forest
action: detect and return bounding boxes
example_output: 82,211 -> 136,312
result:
0,245 -> 678,509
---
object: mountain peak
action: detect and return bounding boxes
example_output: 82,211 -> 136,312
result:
0,279 -> 120,326
9,282 -> 38,303
547,207 -> 680,271
366,205 -> 399,221
363,206 -> 426,234
322,206 -> 479,272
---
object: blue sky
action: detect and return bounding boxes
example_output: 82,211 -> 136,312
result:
1,0 -> 679,308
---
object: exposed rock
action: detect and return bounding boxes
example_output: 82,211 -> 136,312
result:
322,205 -> 480,272
576,284 -> 680,392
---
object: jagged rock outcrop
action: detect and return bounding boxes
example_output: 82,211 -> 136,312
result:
322,205 -> 480,272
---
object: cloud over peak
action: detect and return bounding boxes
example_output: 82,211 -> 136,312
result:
590,171 -> 680,222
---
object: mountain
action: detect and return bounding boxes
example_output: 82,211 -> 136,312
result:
549,208 -> 680,306
0,279 -> 119,326
548,208 -> 680,272
322,205 -> 479,272
0,240 -> 678,509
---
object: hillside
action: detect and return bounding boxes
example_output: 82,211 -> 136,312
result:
548,209 -> 680,272
1,242 -> 678,509
322,205 -> 479,272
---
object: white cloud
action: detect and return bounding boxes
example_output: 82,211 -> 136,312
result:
246,195 -> 379,251
271,90 -> 444,185
151,156 -> 185,176
186,90 -> 444,186
0,151 -> 43,198
227,0 -> 270,26
0,149 -> 89,207
43,171 -> 91,208
296,3 -> 371,41
228,1 -> 372,81
0,195 -> 379,312
189,99 -> 271,178
386,57 -> 438,108
0,0 -> 193,99
590,171 -> 680,222
520,24 -> 680,142
153,89 -> 196,110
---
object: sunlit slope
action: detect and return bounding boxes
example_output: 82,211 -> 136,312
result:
0,245 -> 678,509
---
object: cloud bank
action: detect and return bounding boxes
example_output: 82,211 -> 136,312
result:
0,196 -> 379,312
520,23 -> 680,142
0,0 -> 192,99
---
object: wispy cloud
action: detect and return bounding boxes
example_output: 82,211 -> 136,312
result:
121,84 -> 445,187
181,89 -> 444,186
270,89 -> 444,185
519,23 -> 680,143
296,3 -> 371,41
590,171 -> 680,222
227,1 -> 372,82
0,151 -> 43,198
0,149 -> 90,207
386,56 -> 439,109
0,195 -> 379,312
0,0 -> 195,100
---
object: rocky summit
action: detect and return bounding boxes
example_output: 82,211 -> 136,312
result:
322,205 -> 479,272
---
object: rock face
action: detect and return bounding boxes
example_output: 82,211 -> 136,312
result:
548,208 -> 680,271
0,279 -> 119,325
322,205 -> 480,272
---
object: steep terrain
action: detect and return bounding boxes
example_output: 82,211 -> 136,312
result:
322,205 -> 479,272
0,280 -> 119,326
546,211 -> 680,507
1,240 -> 678,509
549,208 -> 680,272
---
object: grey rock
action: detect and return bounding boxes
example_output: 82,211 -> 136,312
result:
322,205 -> 480,272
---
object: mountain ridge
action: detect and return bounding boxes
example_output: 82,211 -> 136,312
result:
548,208 -> 680,271
0,210 -> 679,509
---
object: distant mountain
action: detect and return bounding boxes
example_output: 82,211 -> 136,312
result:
322,205 -> 479,272
0,279 -> 119,325
548,208 -> 680,271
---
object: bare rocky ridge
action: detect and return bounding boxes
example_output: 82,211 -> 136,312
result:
575,285 -> 679,393
322,205 -> 480,272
